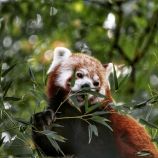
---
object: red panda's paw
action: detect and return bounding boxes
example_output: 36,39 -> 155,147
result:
31,109 -> 55,131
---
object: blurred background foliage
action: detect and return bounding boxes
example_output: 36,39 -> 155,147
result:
0,0 -> 158,157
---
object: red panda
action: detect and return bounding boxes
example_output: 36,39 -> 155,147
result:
32,47 -> 158,158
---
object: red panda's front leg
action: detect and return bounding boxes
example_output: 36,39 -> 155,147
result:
31,109 -> 55,131
31,109 -> 59,156
110,111 -> 158,158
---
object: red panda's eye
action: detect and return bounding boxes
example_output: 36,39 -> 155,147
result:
76,72 -> 83,78
93,81 -> 99,87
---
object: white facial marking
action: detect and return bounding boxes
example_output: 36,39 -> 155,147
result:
56,69 -> 72,88
71,76 -> 92,92
47,47 -> 72,74
93,75 -> 99,81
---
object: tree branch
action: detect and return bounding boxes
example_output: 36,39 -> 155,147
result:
133,9 -> 158,63
115,45 -> 131,63
107,3 -> 131,64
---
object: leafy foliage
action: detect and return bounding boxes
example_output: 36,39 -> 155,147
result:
0,0 -> 158,157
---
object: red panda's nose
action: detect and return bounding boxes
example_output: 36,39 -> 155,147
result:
81,83 -> 90,89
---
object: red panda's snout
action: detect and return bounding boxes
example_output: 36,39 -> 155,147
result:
53,66 -> 104,106
68,68 -> 104,106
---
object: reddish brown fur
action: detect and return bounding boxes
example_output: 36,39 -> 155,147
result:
47,52 -> 158,158
47,65 -> 60,99
64,53 -> 106,88
102,95 -> 158,158
110,111 -> 158,158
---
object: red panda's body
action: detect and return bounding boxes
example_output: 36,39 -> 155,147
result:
32,47 -> 158,158
110,110 -> 158,158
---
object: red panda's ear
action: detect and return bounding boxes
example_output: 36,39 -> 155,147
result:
47,47 -> 72,74
103,63 -> 113,80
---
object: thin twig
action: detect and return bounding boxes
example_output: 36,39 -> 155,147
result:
133,9 -> 158,63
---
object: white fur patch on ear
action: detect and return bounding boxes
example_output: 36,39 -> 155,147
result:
104,63 -> 113,80
47,47 -> 72,74
103,63 -> 113,90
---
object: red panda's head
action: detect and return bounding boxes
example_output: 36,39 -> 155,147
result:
47,47 -> 113,106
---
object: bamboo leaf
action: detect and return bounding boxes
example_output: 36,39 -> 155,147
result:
86,103 -> 102,113
118,74 -> 129,89
136,151 -> 152,157
29,67 -> 35,82
4,96 -> 21,101
133,97 -> 158,109
91,111 -> 109,116
52,123 -> 64,128
2,64 -> 16,77
139,118 -> 158,129
0,136 -> 5,147
91,116 -> 113,131
3,81 -> 12,97
15,118 -> 30,125
88,124 -> 98,144
69,95 -> 81,112
0,61 -> 2,78
113,64 -> 119,91
41,130 -> 66,155
0,17 -> 5,34
81,89 -> 106,98
85,95 -> 89,113
19,125 -> 27,133
44,74 -> 48,86
152,137 -> 158,143
47,138 -> 64,155
41,130 -> 66,143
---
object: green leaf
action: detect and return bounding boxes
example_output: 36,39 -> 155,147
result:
0,17 -> 5,35
86,103 -> 102,113
19,125 -> 27,133
88,124 -> 98,144
81,89 -> 106,98
15,118 -> 30,125
0,109 -> 3,119
47,138 -> 64,155
0,136 -> 5,147
2,81 -> 12,97
152,137 -> 158,143
118,74 -> 129,89
29,67 -> 35,82
41,130 -> 66,155
85,95 -> 89,113
139,118 -> 158,129
133,97 -> 158,109
136,150 -> 152,157
44,74 -> 48,86
52,123 -> 64,128
2,64 -> 16,77
41,130 -> 66,143
69,95 -> 81,112
0,61 -> 2,78
33,148 -> 45,157
4,96 -> 21,101
113,64 -> 119,91
91,116 -> 113,131
91,111 -> 109,116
